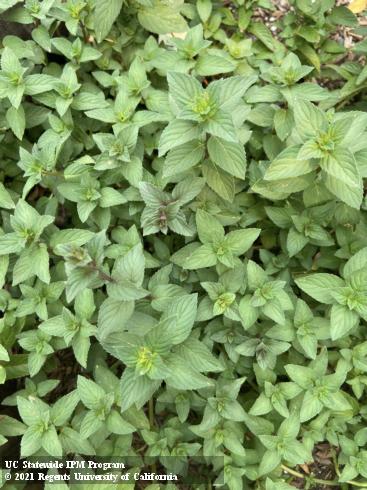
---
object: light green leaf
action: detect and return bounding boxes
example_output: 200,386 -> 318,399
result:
42,425 -> 63,457
321,149 -> 363,209
6,104 -> 25,140
184,244 -> 217,269
77,376 -> 105,410
159,119 -> 200,156
295,274 -> 345,304
300,391 -> 323,422
0,183 -> 15,209
225,228 -> 260,256
258,450 -> 281,476
163,140 -> 204,177
207,136 -> 246,179
330,304 -> 359,340
165,356 -> 214,390
94,0 -> 123,42
138,1 -> 188,34
293,100 -> 327,139
265,146 -> 316,181
158,294 -> 198,345
202,161 -> 235,201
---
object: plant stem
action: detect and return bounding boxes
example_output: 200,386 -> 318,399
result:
88,262 -> 115,283
281,464 -> 367,488
335,84 -> 367,111
246,378 -> 260,393
97,268 -> 115,283
81,22 -> 88,42
281,464 -> 339,486
280,464 -> 305,479
42,170 -> 64,178
148,398 -> 157,473
149,398 -> 155,429
331,448 -> 341,477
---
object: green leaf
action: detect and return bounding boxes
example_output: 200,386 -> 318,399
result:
2,0 -> 367,480
205,109 -> 237,143
24,74 -> 55,95
21,426 -> 43,457
202,161 -> 235,201
165,356 -> 214,390
50,229 -> 94,248
225,228 -> 260,256
239,295 -> 259,329
158,294 -> 198,345
80,410 -> 104,439
259,450 -> 281,476
207,136 -> 246,179
163,140 -> 204,177
167,72 -> 202,110
99,187 -> 127,208
51,391 -> 80,427
120,369 -> 161,412
329,6 -> 358,27
344,247 -> 367,278
295,274 -> 345,304
293,100 -> 327,139
197,0 -> 212,22
17,396 -> 48,426
1,46 -> 22,74
6,104 -> 25,140
0,415 -> 25,436
0,183 -> 15,209
287,228 -> 308,257
32,25 -> 52,51
249,23 -> 277,51
339,464 -> 359,482
107,244 -> 148,300
274,108 -> 294,141
159,119 -> 200,156
42,425 -> 63,457
175,337 -> 224,373
321,150 -> 363,209
221,399 -> 246,421
13,243 -> 50,285
196,209 -> 224,244
94,0 -> 123,42
138,1 -> 188,34
0,233 -> 24,255
208,75 -> 257,111
77,376 -> 105,410
330,304 -> 359,340
250,393 -> 272,416
266,478 -> 295,490
195,52 -> 236,76
0,0 -> 22,14
265,146 -> 316,181
106,410 -> 135,435
98,298 -> 134,339
184,244 -> 217,269
300,391 -> 323,422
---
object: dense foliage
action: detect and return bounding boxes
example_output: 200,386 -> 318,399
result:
1,0 -> 367,488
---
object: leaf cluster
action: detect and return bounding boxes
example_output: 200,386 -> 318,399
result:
1,1 -> 367,489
